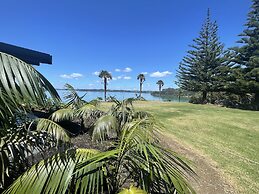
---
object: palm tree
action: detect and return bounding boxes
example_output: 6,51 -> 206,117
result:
156,80 -> 164,97
137,74 -> 145,97
99,71 -> 112,101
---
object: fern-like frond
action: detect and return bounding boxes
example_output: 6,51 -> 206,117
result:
3,148 -> 105,194
0,52 -> 60,126
118,118 -> 195,194
63,84 -> 86,108
76,104 -> 96,119
50,108 -> 75,122
0,52 -> 60,109
0,129 -> 55,189
92,115 -> 118,142
37,118 -> 70,143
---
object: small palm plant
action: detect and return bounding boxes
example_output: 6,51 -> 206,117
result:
99,70 -> 112,101
137,74 -> 145,97
156,80 -> 164,97
4,113 -> 195,194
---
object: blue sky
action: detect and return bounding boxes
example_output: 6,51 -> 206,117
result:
0,0 -> 251,91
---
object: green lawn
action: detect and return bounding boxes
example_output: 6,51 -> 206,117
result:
102,101 -> 259,193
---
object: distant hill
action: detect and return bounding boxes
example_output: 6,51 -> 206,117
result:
56,88 -> 152,93
151,88 -> 194,97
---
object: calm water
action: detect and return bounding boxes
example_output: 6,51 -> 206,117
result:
58,90 -> 189,102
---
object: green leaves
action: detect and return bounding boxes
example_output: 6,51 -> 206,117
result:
0,129 -> 55,189
37,118 -> 70,143
98,70 -> 112,80
4,116 -> 195,194
50,108 -> 75,122
76,104 -> 97,119
0,52 -> 60,106
64,84 -> 86,108
1,94 -> 196,194
0,52 -> 60,126
3,148 -> 104,194
117,119 -> 194,194
176,10 -> 225,102
231,0 -> 259,106
92,115 -> 118,142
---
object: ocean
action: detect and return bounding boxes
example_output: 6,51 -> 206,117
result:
58,90 -> 189,102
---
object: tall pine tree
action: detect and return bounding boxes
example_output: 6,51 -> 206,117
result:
232,0 -> 259,107
176,9 -> 225,103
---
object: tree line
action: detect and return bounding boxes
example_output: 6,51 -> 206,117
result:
177,0 -> 259,110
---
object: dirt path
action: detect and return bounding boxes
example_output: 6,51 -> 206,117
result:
162,133 -> 237,194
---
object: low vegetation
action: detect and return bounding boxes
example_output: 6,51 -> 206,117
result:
0,52 -> 195,193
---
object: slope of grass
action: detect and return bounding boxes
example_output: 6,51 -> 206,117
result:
102,101 -> 259,193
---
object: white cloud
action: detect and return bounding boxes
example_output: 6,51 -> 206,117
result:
150,71 -> 172,78
141,72 -> 148,75
93,71 -> 100,76
123,67 -> 132,72
117,76 -> 122,79
124,76 -> 131,80
113,77 -> 117,80
60,73 -> 83,79
115,69 -> 121,72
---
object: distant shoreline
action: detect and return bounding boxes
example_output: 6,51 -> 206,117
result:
56,88 -> 153,93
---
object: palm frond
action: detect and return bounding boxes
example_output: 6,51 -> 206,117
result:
3,148 -> 105,194
76,104 -> 97,118
123,143 -> 194,194
0,52 -> 60,109
36,118 -> 70,143
63,84 -> 86,108
98,71 -> 112,79
0,89 -> 19,127
0,52 -> 60,126
118,119 -> 195,194
89,98 -> 101,107
133,111 -> 151,120
50,108 -> 75,122
109,98 -> 137,127
0,129 -> 55,189
92,115 -> 118,142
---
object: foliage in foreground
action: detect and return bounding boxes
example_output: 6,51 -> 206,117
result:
0,52 -> 60,127
4,119 -> 195,194
0,66 -> 195,194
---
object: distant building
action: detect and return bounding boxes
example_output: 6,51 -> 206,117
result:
0,42 -> 52,65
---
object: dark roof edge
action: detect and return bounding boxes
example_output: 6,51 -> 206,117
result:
0,42 -> 52,65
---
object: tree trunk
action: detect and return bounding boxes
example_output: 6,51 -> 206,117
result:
104,78 -> 107,101
139,82 -> 142,97
202,91 -> 207,103
159,85 -> 161,98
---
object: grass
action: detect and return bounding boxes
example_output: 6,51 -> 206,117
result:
101,101 -> 259,194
